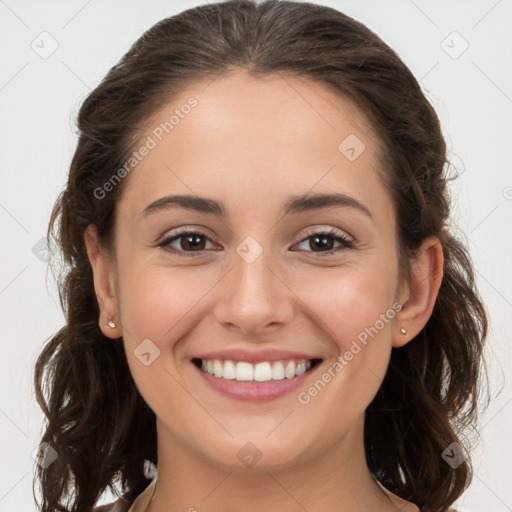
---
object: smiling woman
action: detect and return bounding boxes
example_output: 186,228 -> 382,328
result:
33,1 -> 488,512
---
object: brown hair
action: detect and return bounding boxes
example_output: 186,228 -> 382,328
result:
33,1 -> 489,511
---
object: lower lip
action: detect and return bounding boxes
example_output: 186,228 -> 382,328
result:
193,361 -> 321,402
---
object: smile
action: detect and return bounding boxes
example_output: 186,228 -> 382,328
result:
194,358 -> 322,382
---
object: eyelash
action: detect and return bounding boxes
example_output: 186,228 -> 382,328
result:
158,227 -> 355,258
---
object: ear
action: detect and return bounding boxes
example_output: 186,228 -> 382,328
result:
84,224 -> 122,339
393,236 -> 444,347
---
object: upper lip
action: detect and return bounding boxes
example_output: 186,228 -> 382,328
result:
193,348 -> 322,364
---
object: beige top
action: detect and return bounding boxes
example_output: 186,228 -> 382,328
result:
126,478 -> 156,512
95,478 -> 460,512
92,479 -> 156,512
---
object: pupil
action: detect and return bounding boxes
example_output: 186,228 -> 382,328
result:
311,235 -> 333,251
183,234 -> 204,250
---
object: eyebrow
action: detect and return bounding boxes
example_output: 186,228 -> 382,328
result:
141,192 -> 373,220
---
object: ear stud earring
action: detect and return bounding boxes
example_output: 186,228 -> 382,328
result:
107,320 -> 116,328
400,328 -> 407,335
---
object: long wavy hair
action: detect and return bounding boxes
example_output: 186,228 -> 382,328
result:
33,1 -> 489,511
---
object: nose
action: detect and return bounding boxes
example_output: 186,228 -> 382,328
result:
213,248 -> 295,337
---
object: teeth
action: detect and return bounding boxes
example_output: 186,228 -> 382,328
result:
213,360 -> 223,377
254,362 -> 272,382
284,361 -> 295,379
296,361 -> 306,376
223,360 -> 236,380
199,358 -> 313,382
271,361 -> 285,380
236,362 -> 254,381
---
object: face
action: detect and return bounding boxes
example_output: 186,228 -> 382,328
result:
93,71 -> 412,470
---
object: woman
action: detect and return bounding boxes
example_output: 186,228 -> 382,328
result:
33,1 -> 488,511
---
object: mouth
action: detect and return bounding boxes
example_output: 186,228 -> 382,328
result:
192,357 -> 323,382
191,355 -> 324,401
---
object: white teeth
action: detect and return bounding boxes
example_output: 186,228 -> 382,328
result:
284,361 -> 295,379
213,360 -> 223,377
223,360 -> 236,380
254,362 -> 272,382
198,358 -> 314,382
295,361 -> 306,376
271,361 -> 285,380
235,362 -> 254,381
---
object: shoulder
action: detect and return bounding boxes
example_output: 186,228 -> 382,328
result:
93,496 -> 132,512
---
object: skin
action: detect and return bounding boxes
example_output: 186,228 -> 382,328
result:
85,70 -> 443,512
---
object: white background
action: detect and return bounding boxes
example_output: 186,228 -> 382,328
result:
0,0 -> 511,510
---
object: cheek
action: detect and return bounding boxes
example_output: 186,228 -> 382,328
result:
295,262 -> 398,351
291,264 -> 398,421
116,260 -> 219,418
118,260 -> 217,345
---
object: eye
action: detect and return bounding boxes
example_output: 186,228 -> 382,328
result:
158,229 -> 216,257
293,228 -> 354,256
158,227 -> 355,258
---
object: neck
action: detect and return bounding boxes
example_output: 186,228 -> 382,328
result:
141,415 -> 418,512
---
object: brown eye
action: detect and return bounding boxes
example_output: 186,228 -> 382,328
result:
294,229 -> 354,256
159,230 -> 215,256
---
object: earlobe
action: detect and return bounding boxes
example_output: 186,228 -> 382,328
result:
83,224 -> 121,339
393,236 -> 444,347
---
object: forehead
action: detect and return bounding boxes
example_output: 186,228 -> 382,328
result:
118,70 -> 392,221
